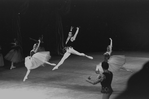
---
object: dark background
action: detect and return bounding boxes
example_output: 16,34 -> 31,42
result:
0,0 -> 149,56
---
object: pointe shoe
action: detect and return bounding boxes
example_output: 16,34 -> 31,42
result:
23,77 -> 28,82
10,66 -> 15,70
86,56 -> 93,59
52,66 -> 59,71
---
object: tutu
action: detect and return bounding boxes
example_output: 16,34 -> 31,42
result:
96,55 -> 126,73
5,49 -> 23,63
0,54 -> 4,66
108,55 -> 126,72
25,51 -> 51,69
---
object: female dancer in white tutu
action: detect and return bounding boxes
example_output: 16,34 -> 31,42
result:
0,46 -> 4,67
52,26 -> 93,70
96,38 -> 126,73
5,38 -> 23,69
23,38 -> 56,81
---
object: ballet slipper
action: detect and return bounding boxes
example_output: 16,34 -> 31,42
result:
86,55 -> 93,59
52,66 -> 59,71
23,76 -> 28,81
10,66 -> 15,70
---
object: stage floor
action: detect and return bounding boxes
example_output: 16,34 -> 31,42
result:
0,51 -> 149,99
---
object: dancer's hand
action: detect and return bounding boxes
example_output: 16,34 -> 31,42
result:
70,26 -> 74,31
88,76 -> 91,80
76,27 -> 79,30
38,39 -> 41,43
109,38 -> 112,41
86,55 -> 93,59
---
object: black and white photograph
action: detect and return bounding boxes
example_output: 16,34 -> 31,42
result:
0,0 -> 149,99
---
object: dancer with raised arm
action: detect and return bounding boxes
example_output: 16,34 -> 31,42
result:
96,38 -> 126,74
23,38 -> 56,81
52,26 -> 93,70
5,38 -> 23,69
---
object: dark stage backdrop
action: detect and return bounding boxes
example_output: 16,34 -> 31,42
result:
0,0 -> 149,56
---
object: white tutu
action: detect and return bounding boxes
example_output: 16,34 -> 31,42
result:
96,55 -> 126,73
0,54 -> 4,66
108,55 -> 126,72
25,51 -> 51,69
5,49 -> 23,63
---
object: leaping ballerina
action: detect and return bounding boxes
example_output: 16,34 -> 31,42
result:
52,26 -> 93,70
23,37 -> 56,81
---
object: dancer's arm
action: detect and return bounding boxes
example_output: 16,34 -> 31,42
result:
34,39 -> 41,52
71,27 -> 79,41
86,75 -> 105,85
109,38 -> 112,53
65,35 -> 71,44
65,26 -> 74,44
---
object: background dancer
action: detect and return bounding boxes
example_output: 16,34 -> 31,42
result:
23,38 -> 56,81
52,26 -> 93,70
5,38 -> 23,69
86,61 -> 113,99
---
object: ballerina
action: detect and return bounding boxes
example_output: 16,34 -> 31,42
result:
96,38 -> 126,73
23,38 -> 56,82
5,38 -> 23,69
52,26 -> 93,70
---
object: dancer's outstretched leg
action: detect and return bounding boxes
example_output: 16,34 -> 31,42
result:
70,48 -> 93,59
23,69 -> 31,82
52,52 -> 71,70
44,61 -> 56,66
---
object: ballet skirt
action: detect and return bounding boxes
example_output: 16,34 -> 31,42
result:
96,55 -> 126,73
5,46 -> 23,63
25,51 -> 51,69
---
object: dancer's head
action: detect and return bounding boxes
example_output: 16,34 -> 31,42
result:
68,31 -> 73,37
101,61 -> 109,70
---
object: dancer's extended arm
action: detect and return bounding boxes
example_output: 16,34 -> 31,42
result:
71,27 -> 79,41
65,26 -> 74,44
86,75 -> 104,85
109,38 -> 112,54
34,39 -> 41,52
